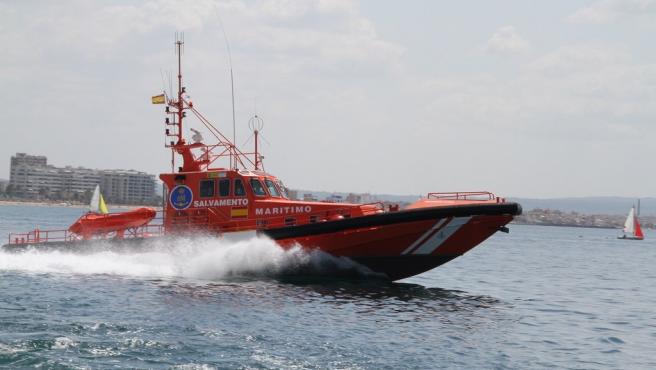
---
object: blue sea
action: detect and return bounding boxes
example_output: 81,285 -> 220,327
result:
1,204 -> 655,369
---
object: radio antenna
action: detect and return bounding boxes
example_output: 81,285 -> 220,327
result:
214,11 -> 237,166
159,68 -> 167,97
248,115 -> 264,170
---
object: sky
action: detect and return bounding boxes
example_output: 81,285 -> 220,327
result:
1,0 -> 655,198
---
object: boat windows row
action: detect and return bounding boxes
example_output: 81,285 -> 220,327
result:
199,177 -> 289,199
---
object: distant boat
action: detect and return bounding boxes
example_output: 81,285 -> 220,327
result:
89,185 -> 109,214
618,206 -> 644,240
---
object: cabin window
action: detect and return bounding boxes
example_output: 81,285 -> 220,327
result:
199,179 -> 215,198
276,180 -> 289,199
234,179 -> 246,196
218,178 -> 230,197
250,178 -> 267,196
264,179 -> 280,197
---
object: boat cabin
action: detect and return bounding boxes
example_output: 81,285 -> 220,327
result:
160,169 -> 382,234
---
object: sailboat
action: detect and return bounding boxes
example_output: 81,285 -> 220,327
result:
68,185 -> 157,239
89,185 -> 109,214
618,205 -> 644,240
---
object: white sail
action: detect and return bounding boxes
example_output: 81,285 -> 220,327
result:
623,207 -> 635,234
89,185 -> 100,213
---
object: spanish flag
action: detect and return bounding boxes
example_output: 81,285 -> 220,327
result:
231,207 -> 248,219
151,93 -> 166,104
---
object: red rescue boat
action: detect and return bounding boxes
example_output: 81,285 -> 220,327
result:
68,208 -> 157,240
3,37 -> 521,280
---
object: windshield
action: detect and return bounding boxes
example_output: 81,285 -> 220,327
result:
264,179 -> 280,197
250,178 -> 267,196
276,180 -> 289,199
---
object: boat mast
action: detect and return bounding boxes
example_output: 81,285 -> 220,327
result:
160,35 -> 259,173
176,33 -> 184,146
164,33 -> 186,172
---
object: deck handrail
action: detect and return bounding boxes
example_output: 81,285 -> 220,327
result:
427,191 -> 496,201
6,203 -> 388,245
6,209 -> 167,246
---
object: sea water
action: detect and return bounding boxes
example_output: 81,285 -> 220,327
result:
1,204 -> 655,369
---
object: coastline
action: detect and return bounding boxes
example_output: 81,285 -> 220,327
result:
511,221 -> 619,230
0,200 -> 161,210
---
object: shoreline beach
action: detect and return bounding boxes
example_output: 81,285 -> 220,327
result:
0,200 -> 161,210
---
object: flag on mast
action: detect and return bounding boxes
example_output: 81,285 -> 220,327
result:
152,93 -> 166,104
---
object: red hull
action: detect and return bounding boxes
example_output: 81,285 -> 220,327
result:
264,203 -> 518,280
4,204 -> 519,280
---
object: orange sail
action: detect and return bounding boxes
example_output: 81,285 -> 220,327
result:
634,215 -> 644,239
619,206 -> 644,240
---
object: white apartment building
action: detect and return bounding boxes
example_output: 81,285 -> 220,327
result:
8,153 -> 156,204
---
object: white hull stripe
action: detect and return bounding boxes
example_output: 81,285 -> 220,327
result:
412,216 -> 472,255
401,218 -> 451,255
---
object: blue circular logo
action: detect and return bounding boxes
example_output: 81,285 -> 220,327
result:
170,185 -> 193,210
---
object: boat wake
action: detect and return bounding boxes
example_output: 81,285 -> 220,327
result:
0,236 -> 377,281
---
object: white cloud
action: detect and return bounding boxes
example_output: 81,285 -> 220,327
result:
423,44 -> 656,137
526,45 -> 630,76
483,26 -> 529,54
567,0 -> 656,23
0,0 -> 405,193
1,1 -> 655,197
412,43 -> 656,197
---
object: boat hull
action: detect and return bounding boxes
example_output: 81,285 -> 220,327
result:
264,203 -> 520,280
2,203 -> 521,280
617,235 -> 644,240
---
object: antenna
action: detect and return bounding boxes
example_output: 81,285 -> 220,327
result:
175,32 -> 184,146
159,68 -> 167,97
248,115 -> 264,170
168,71 -> 173,102
213,10 -> 237,168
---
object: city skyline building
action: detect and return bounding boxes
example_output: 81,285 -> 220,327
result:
8,153 -> 157,204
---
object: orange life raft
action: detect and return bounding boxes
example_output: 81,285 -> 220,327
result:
68,208 -> 157,239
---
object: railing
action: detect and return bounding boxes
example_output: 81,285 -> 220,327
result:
427,191 -> 497,201
6,203 -> 387,245
7,222 -> 167,246
8,228 -> 75,245
6,209 -> 167,246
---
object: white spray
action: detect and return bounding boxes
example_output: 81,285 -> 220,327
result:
0,236 -> 374,280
